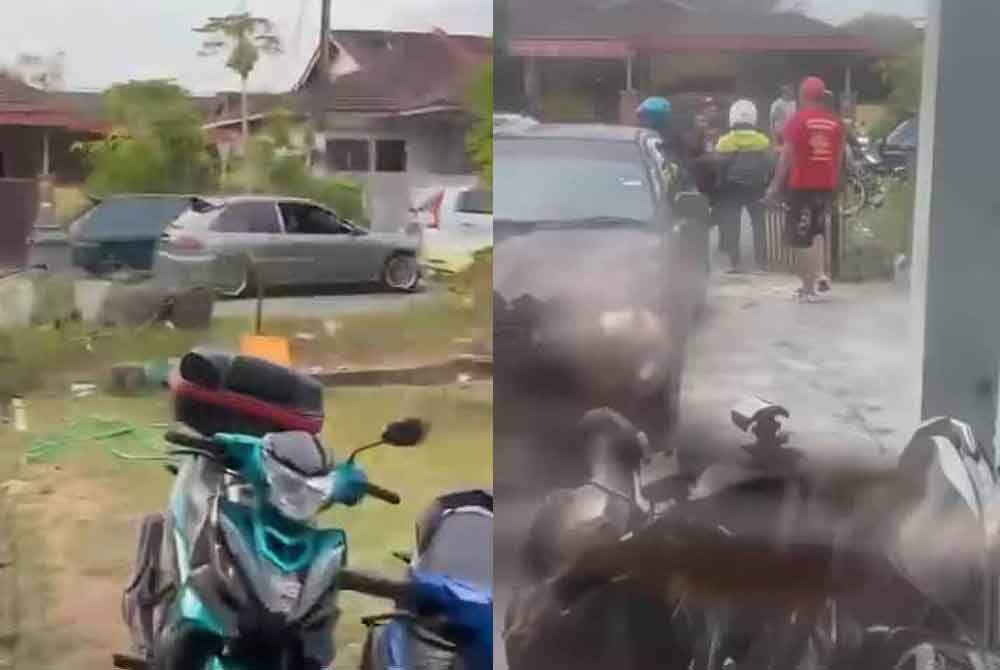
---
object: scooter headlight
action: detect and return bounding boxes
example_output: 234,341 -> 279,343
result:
261,451 -> 332,523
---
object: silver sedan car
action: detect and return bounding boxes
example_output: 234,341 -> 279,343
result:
155,196 -> 422,296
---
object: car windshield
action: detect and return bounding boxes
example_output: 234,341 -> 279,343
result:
887,119 -> 918,147
494,138 -> 655,224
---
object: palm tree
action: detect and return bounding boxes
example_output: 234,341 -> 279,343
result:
194,13 -> 282,146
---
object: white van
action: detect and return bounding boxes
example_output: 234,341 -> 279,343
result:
409,186 -> 493,274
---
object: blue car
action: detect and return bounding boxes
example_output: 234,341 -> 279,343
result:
68,194 -> 192,275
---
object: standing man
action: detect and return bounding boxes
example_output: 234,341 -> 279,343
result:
715,99 -> 772,273
765,76 -> 844,300
770,84 -> 797,146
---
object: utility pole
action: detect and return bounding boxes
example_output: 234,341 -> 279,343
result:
311,0 -> 331,170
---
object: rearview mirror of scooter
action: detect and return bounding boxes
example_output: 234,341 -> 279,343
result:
382,418 -> 430,447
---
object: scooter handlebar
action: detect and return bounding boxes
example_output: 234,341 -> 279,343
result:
163,430 -> 216,451
364,482 -> 402,505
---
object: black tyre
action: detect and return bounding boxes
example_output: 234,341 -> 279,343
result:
153,620 -> 222,670
382,253 -> 421,292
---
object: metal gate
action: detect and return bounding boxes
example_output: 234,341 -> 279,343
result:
759,199 -> 846,279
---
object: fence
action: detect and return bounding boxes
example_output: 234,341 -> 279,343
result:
759,199 -> 847,279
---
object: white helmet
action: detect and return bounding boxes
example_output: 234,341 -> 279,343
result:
729,99 -> 758,127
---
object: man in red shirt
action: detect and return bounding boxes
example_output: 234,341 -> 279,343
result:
765,76 -> 844,299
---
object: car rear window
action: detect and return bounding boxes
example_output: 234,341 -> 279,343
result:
494,138 -> 655,223
456,189 -> 492,215
71,196 -> 191,242
213,201 -> 282,234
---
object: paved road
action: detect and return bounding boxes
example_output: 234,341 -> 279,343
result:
212,285 -> 438,319
494,273 -> 916,669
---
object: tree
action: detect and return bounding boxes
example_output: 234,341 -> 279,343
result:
194,13 -> 282,145
842,13 -> 924,119
466,62 -> 493,186
76,80 -> 216,195
221,109 -> 366,222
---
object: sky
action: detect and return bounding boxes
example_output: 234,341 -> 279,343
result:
0,0 -> 924,94
0,0 -> 494,94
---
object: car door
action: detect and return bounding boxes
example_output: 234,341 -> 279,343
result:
280,202 -> 361,284
210,201 -> 288,289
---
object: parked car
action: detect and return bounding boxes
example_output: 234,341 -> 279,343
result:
155,195 -> 421,296
493,123 -> 710,448
878,116 -> 918,173
410,186 -> 493,274
67,194 -> 193,275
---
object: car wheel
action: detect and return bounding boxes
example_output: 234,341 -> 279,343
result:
382,254 -> 420,292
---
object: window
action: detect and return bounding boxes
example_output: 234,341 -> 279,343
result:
456,189 -> 493,215
327,139 -> 370,172
280,203 -> 349,235
214,202 -> 281,234
376,140 -> 407,172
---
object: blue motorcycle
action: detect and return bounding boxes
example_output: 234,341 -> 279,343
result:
113,418 -> 428,670
358,489 -> 493,670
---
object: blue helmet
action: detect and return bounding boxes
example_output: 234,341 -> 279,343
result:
636,96 -> 671,130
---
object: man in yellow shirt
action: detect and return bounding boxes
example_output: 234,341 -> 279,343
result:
714,99 -> 773,272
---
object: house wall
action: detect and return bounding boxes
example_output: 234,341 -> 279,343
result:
318,113 -> 474,178
0,127 -> 42,179
311,113 -> 478,233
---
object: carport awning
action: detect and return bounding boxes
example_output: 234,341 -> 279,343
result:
512,34 -> 877,58
511,39 -> 631,59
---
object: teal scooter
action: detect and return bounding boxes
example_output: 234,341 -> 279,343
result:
113,418 -> 427,670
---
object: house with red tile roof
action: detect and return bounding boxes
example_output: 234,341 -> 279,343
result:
203,29 -> 490,181
0,74 -> 104,182
503,0 -> 883,124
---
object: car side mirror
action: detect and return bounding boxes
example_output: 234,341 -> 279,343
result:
673,191 -> 710,222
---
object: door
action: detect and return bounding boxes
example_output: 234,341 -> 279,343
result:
209,201 -> 287,289
279,202 -> 363,284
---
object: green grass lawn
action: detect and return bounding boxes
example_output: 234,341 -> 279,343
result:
0,291 -> 489,398
0,384 -> 491,670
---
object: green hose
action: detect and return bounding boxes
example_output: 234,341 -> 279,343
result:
24,415 -> 167,464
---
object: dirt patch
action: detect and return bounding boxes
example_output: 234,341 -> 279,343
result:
12,466 -> 133,670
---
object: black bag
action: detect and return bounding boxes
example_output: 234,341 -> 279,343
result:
724,149 -> 771,192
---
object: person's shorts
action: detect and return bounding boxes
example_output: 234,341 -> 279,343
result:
785,189 -> 834,249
